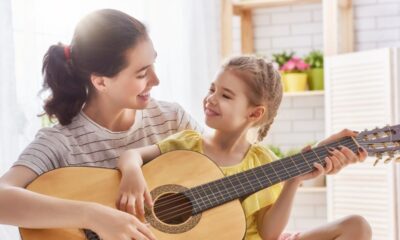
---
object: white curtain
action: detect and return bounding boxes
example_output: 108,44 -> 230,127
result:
0,0 -> 23,239
1,1 -> 219,239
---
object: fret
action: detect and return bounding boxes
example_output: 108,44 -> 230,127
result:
289,155 -> 301,175
269,162 -> 281,182
299,151 -> 312,169
225,175 -> 241,199
249,168 -> 265,190
311,148 -> 324,165
241,169 -> 257,193
259,165 -> 273,186
278,158 -> 291,179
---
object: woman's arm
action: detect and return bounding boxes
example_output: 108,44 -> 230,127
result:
0,166 -> 155,240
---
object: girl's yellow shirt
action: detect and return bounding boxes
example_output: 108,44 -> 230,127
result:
157,130 -> 283,240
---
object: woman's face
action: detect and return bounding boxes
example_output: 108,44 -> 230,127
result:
104,38 -> 159,109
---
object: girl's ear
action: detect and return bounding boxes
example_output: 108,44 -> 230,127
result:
249,106 -> 266,122
90,74 -> 108,92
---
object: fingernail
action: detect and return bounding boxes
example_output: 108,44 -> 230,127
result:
358,147 -> 365,152
328,147 -> 335,151
337,146 -> 343,150
353,131 -> 359,134
327,152 -> 333,157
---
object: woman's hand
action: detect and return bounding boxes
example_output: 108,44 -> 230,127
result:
289,129 -> 368,184
87,203 -> 156,240
116,164 -> 153,217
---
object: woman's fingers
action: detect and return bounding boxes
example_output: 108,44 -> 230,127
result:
119,194 -> 128,212
127,195 -> 136,215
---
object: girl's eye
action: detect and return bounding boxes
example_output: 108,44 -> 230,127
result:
209,88 -> 215,93
222,94 -> 231,99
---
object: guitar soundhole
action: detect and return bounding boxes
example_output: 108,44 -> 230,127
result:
154,192 -> 192,224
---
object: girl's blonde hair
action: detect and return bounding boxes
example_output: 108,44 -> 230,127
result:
222,56 -> 283,142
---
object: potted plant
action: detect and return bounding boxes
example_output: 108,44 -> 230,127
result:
305,50 -> 324,90
272,51 -> 295,92
280,57 -> 310,92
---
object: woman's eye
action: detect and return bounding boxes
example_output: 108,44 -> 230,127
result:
222,94 -> 231,99
137,73 -> 148,79
209,88 -> 215,93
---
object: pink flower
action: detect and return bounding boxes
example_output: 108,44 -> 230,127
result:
280,57 -> 309,72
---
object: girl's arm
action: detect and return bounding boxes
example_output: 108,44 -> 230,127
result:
117,145 -> 161,172
256,179 -> 302,240
116,145 -> 161,217
257,158 -> 327,240
0,166 -> 156,240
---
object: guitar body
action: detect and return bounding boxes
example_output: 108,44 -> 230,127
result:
20,150 -> 246,240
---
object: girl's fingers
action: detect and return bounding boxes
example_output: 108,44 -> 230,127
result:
324,157 -> 333,173
358,147 -> 368,162
337,146 -> 358,164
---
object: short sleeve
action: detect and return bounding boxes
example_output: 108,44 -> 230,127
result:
157,130 -> 203,154
13,128 -> 63,175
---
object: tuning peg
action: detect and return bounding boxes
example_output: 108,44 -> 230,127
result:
395,156 -> 400,163
384,157 -> 393,164
373,153 -> 383,166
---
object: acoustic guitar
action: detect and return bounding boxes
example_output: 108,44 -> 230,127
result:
20,125 -> 399,240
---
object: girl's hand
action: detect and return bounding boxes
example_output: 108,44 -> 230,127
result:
116,164 -> 153,218
87,203 -> 156,240
290,129 -> 368,184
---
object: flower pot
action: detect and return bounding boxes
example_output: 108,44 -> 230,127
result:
308,68 -> 324,90
284,72 -> 308,92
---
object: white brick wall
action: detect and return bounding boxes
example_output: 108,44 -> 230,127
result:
285,189 -> 327,233
262,94 -> 325,152
232,0 -> 400,56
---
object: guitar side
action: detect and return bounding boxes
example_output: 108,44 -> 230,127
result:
20,150 -> 246,240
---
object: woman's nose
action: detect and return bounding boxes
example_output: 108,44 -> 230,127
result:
147,67 -> 160,87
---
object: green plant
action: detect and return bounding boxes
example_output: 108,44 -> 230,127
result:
272,51 -> 295,69
305,50 -> 324,68
267,145 -> 285,158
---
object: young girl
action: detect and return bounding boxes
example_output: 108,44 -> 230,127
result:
117,56 -> 372,240
0,9 -> 202,240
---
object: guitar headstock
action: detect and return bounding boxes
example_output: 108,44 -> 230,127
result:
356,124 -> 400,166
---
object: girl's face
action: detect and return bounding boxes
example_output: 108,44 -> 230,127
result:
104,39 -> 159,109
203,70 -> 258,131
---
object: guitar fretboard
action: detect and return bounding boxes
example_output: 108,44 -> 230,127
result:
186,136 -> 359,214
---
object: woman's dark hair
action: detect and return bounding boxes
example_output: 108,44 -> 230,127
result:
41,9 -> 148,125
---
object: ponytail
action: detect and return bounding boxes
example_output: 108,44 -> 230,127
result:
42,44 -> 87,125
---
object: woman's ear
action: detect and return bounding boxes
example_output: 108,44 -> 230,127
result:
249,106 -> 266,122
90,74 -> 108,92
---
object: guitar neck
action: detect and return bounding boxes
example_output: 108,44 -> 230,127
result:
187,136 -> 360,214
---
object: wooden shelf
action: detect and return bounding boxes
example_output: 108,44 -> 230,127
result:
298,186 -> 326,193
283,90 -> 324,97
221,0 -> 354,58
233,0 -> 320,15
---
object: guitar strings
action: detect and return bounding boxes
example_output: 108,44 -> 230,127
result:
150,138 -> 360,222
152,137 -> 360,210
151,137 -> 358,217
